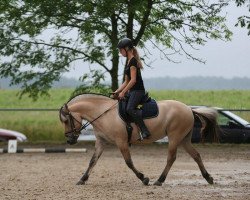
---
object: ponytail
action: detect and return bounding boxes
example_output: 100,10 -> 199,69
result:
132,47 -> 143,69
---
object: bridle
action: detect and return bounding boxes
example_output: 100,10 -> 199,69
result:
60,102 -> 118,138
60,104 -> 83,137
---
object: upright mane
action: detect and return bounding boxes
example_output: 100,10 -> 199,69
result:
67,93 -> 112,106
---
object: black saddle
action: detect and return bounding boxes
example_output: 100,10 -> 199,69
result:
118,93 -> 159,123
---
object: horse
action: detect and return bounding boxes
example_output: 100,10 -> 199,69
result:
59,93 -> 218,186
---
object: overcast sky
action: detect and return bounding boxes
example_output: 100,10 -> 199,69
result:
64,3 -> 250,80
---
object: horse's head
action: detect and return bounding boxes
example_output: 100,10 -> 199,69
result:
59,104 -> 82,145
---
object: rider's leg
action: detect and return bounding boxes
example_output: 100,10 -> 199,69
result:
126,90 -> 151,139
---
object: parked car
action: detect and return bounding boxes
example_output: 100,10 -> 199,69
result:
0,128 -> 27,142
192,107 -> 250,143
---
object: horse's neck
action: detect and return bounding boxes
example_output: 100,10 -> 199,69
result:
69,98 -> 115,121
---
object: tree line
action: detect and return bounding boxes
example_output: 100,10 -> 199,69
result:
1,76 -> 250,90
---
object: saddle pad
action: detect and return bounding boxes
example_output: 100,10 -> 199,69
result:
118,99 -> 159,123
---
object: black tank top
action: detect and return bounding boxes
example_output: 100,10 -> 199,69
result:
125,57 -> 145,91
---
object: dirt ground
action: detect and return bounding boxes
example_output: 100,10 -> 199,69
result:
0,143 -> 249,200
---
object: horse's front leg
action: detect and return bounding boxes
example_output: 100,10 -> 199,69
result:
77,138 -> 105,185
118,143 -> 149,185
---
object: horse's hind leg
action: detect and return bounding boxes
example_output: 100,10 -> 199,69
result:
118,142 -> 149,185
77,138 -> 105,185
181,133 -> 214,184
153,141 -> 178,186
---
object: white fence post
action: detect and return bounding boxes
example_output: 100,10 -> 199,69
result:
8,140 -> 17,153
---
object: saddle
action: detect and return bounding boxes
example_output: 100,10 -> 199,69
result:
118,93 -> 159,143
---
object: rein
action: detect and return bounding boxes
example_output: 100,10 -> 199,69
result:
62,101 -> 118,136
81,101 -> 118,130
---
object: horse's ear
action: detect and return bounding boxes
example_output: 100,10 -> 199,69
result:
59,106 -> 68,122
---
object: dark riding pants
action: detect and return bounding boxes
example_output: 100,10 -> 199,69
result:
126,90 -> 145,116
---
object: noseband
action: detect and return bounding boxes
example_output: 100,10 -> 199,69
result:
60,102 -> 118,138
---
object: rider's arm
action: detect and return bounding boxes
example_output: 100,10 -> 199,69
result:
115,75 -> 129,93
120,66 -> 137,95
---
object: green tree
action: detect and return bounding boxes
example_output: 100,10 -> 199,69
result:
0,0 -> 231,100
234,0 -> 250,35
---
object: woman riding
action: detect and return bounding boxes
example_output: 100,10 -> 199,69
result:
113,38 -> 151,140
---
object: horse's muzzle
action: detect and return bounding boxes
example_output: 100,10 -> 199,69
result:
67,140 -> 77,145
66,135 -> 78,145
67,139 -> 77,145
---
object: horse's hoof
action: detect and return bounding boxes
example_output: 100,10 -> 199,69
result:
142,177 -> 150,185
153,180 -> 162,186
207,176 -> 214,185
76,180 -> 85,185
203,172 -> 214,185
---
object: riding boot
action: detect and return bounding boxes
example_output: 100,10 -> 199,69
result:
130,110 -> 151,140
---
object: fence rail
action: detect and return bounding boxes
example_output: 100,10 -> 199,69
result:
0,108 -> 250,112
0,108 -> 58,111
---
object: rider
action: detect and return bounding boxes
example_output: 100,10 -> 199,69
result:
113,38 -> 151,140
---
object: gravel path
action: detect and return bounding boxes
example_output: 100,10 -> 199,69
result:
0,143 -> 249,200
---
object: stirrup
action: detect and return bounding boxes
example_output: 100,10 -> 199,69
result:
137,132 -> 150,141
137,132 -> 144,141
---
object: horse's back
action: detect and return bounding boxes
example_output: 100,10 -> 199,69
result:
157,99 -> 193,117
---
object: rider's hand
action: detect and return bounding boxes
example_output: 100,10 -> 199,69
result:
111,91 -> 119,99
118,92 -> 125,100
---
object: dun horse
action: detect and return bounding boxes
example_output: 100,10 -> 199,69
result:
59,93 -> 218,186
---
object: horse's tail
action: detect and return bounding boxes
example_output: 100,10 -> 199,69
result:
192,107 -> 219,143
